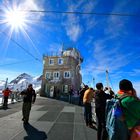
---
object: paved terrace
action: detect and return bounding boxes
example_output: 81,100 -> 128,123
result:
0,96 -> 97,140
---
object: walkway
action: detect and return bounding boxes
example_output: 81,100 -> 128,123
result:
0,96 -> 97,140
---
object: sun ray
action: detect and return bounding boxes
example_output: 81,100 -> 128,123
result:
0,3 -> 32,49
0,28 -> 14,61
0,2 -> 43,62
5,9 -> 27,31
0,2 -> 29,34
21,28 -> 42,57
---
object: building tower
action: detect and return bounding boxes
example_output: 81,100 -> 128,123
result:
40,47 -> 83,97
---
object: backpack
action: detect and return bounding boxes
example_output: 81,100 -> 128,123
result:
105,95 -> 130,140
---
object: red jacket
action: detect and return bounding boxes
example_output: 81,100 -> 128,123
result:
2,89 -> 12,97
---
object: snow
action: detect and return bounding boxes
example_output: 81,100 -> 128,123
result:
0,73 -> 41,106
0,73 -> 41,92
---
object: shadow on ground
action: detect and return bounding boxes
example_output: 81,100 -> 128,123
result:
23,123 -> 47,140
0,107 -> 11,110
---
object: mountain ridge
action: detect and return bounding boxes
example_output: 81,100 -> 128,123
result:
10,73 -> 33,84
0,73 -> 42,91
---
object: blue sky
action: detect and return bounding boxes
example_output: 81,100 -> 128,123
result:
0,0 -> 140,94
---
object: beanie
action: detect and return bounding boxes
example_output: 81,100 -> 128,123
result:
119,79 -> 133,91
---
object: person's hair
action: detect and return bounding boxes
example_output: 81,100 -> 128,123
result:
132,88 -> 137,97
119,79 -> 133,91
96,83 -> 103,90
89,87 -> 95,92
84,85 -> 89,89
28,84 -> 32,88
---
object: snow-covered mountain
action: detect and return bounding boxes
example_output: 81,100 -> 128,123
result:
0,80 -> 6,90
0,73 -> 42,92
10,73 -> 33,84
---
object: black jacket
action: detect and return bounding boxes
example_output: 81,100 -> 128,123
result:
21,89 -> 36,103
79,88 -> 87,99
95,90 -> 113,110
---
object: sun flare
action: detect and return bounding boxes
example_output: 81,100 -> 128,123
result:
0,1 -> 42,60
4,8 -> 27,31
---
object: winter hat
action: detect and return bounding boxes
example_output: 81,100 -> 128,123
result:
119,79 -> 133,91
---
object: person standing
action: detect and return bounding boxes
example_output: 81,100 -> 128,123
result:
2,87 -> 12,109
79,85 -> 89,106
14,89 -> 18,101
83,87 -> 95,128
10,91 -> 15,104
95,83 -> 114,140
68,88 -> 73,103
117,79 -> 140,140
21,84 -> 36,124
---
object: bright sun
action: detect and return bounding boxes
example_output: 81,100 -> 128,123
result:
5,8 -> 27,31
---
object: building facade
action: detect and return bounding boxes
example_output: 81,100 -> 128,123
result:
40,48 -> 83,97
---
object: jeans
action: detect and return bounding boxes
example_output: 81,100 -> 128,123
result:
22,102 -> 32,122
84,103 -> 92,125
3,96 -> 8,108
96,108 -> 108,140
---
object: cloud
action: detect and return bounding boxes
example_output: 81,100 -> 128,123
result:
19,0 -> 45,20
0,57 -> 19,64
82,1 -> 98,31
0,69 -> 21,81
65,24 -> 83,42
132,69 -> 140,74
85,36 -> 94,46
85,18 -> 98,31
81,36 -> 136,88
82,1 -> 97,13
63,3 -> 84,42
63,0 -> 98,41
104,1 -> 130,38
93,39 -> 133,71
67,1 -> 139,90
2,0 -> 45,19
45,43 -> 63,55
64,13 -> 83,42
80,1 -> 139,84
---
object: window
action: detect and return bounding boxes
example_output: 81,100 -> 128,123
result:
71,71 -> 74,78
53,71 -> 60,79
64,71 -> 71,78
58,58 -> 63,65
45,84 -> 48,93
50,86 -> 54,97
46,72 -> 51,79
49,59 -> 54,65
63,85 -> 68,93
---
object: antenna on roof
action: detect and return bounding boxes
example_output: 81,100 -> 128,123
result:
5,78 -> 8,89
61,43 -> 64,56
106,69 -> 109,88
